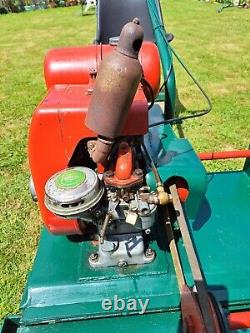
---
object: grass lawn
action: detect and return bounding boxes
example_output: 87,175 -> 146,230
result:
0,0 -> 249,320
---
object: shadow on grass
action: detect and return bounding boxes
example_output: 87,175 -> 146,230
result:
175,88 -> 187,138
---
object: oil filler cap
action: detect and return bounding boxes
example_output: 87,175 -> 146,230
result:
44,167 -> 104,218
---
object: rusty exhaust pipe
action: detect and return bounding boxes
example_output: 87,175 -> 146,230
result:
85,18 -> 144,163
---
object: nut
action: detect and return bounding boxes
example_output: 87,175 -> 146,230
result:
87,140 -> 96,152
89,252 -> 99,262
134,168 -> 143,176
145,248 -> 155,258
117,260 -> 128,268
104,170 -> 114,178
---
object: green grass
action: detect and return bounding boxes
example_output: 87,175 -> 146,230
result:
0,0 -> 249,320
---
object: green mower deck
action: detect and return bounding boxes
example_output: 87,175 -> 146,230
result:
2,158 -> 249,333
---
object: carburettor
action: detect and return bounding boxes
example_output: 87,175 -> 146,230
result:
44,160 -> 158,268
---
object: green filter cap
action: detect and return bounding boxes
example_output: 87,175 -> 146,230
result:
55,169 -> 86,189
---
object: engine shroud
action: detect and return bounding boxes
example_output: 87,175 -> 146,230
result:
29,41 -> 160,235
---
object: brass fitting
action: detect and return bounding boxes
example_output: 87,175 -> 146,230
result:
139,186 -> 172,205
157,185 -> 172,205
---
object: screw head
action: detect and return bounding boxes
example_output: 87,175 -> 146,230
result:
89,68 -> 97,75
87,141 -> 96,150
145,248 -> 155,258
89,252 -> 99,262
104,170 -> 114,178
133,17 -> 140,25
134,168 -> 143,176
117,260 -> 128,268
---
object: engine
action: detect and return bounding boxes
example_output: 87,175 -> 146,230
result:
44,140 -> 159,268
41,19 -> 170,268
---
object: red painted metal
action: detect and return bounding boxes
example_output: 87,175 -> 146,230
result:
44,42 -> 160,97
44,45 -> 98,89
176,181 -> 189,203
138,42 -> 161,97
29,85 -> 148,234
228,311 -> 250,330
103,142 -> 143,188
115,142 -> 133,180
30,41 -> 161,235
104,171 -> 143,189
165,177 -> 189,203
198,150 -> 250,161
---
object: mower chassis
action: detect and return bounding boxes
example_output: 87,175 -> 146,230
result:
1,109 -> 250,332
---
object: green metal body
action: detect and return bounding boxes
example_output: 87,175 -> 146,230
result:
147,0 -> 176,117
145,107 -> 207,220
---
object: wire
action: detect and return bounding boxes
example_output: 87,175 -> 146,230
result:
140,77 -> 155,110
141,142 -> 162,185
149,46 -> 212,128
141,64 -> 173,111
147,0 -> 212,128
159,63 -> 173,93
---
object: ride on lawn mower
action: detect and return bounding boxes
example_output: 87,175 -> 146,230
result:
1,0 -> 250,332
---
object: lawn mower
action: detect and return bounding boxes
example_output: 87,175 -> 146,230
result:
1,0 -> 250,332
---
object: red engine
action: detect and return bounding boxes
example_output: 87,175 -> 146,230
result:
29,41 -> 161,235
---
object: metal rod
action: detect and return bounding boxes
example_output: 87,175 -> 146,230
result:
198,149 -> 250,161
170,184 -> 218,333
164,207 -> 186,292
99,212 -> 112,244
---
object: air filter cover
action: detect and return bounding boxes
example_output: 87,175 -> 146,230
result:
45,167 -> 104,217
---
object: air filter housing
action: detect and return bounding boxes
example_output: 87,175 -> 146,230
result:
45,167 -> 104,218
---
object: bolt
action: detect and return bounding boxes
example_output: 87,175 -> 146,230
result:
87,140 -> 96,151
117,260 -> 128,268
141,208 -> 150,216
133,17 -> 140,25
120,142 -> 129,151
104,170 -> 114,178
145,248 -> 155,258
89,68 -> 97,76
89,252 -> 99,262
134,168 -> 143,176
